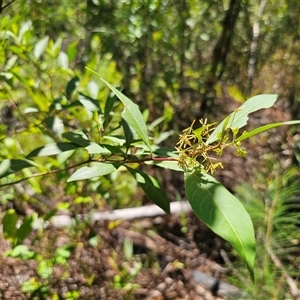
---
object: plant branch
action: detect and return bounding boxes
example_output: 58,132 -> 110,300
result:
0,158 -> 94,187
0,0 -> 15,14
0,155 -> 178,187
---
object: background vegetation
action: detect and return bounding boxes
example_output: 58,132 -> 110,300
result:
1,0 -> 300,299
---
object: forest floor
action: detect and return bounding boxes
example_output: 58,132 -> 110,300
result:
0,207 -> 242,300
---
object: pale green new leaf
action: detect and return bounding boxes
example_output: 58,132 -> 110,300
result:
101,78 -> 152,152
185,171 -> 255,279
67,163 -> 116,182
207,94 -> 278,144
85,143 -> 112,155
237,120 -> 300,141
33,36 -> 49,59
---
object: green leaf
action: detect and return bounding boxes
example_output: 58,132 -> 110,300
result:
33,36 -> 49,59
9,245 -> 35,259
57,51 -> 69,68
153,146 -> 178,157
237,120 -> 300,141
27,142 -> 81,157
67,163 -> 116,182
0,159 -> 36,178
66,76 -> 79,99
45,116 -> 64,137
67,41 -> 78,62
185,171 -> 255,279
50,37 -> 62,57
93,144 -> 125,155
145,160 -> 182,172
38,260 -> 53,279
87,81 -> 99,99
101,78 -> 152,152
85,143 -> 112,155
49,96 -> 68,111
16,215 -> 34,243
78,92 -> 102,112
5,55 -> 18,70
127,167 -> 170,214
103,91 -> 117,129
207,94 -> 278,144
121,119 -> 134,152
63,131 -> 90,147
3,209 -> 18,240
103,135 -> 126,146
0,72 -> 13,86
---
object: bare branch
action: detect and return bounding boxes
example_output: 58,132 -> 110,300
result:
36,201 -> 192,228
0,0 -> 15,14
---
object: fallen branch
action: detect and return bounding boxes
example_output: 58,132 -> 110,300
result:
35,201 -> 192,228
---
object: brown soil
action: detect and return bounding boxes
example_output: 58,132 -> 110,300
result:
0,211 -> 234,300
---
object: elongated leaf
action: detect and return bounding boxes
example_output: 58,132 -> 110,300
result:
103,135 -> 126,146
78,92 -> 101,112
27,142 -> 81,157
17,215 -> 35,243
152,146 -> 178,157
207,94 -> 278,144
0,159 -> 36,178
237,120 -> 300,141
63,131 -> 90,147
57,51 -> 69,68
66,76 -> 79,99
103,91 -> 117,129
121,118 -> 134,152
145,160 -> 182,172
85,143 -> 112,155
90,144 -> 125,155
101,79 -> 152,152
185,171 -> 255,279
67,163 -> 116,182
33,36 -> 49,59
3,209 -> 18,240
67,41 -> 78,62
45,116 -> 64,137
87,81 -> 99,99
127,167 -> 170,214
50,37 -> 62,57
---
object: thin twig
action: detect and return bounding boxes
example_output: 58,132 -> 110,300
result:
0,156 -> 178,187
0,159 -> 93,187
0,0 -> 15,14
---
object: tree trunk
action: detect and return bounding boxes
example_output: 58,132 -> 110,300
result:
202,0 -> 242,117
247,0 -> 267,95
